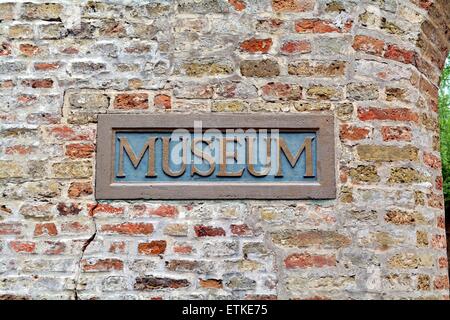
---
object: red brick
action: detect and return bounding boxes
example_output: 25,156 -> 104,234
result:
89,204 -> 124,216
114,93 -> 148,109
285,253 -> 336,268
352,35 -> 384,56
48,125 -> 95,141
9,241 -> 36,253
68,182 -> 93,198
438,257 -> 448,269
57,203 -> 82,216
357,107 -> 419,122
0,80 -> 14,88
0,223 -> 23,235
435,176 -> 443,190
22,79 -> 54,89
434,276 -> 449,290
43,241 -> 66,255
261,82 -> 302,100
132,204 -> 178,217
34,223 -> 57,237
82,258 -> 124,272
381,126 -> 412,141
101,223 -> 154,235
272,0 -> 315,12
173,245 -> 193,254
61,222 -> 89,233
199,279 -> 223,289
65,143 -> 95,159
423,152 -> 441,169
0,42 -> 11,56
431,234 -> 446,249
295,19 -> 351,33
428,193 -> 444,209
340,124 -> 370,141
384,45 -> 416,64
194,225 -> 226,237
280,40 -> 311,54
154,94 -> 171,109
228,0 -> 246,11
5,145 -> 34,155
240,38 -> 272,53
230,224 -> 252,236
138,240 -> 167,255
19,43 -> 40,57
34,63 -> 60,71
437,215 -> 445,229
109,241 -> 126,254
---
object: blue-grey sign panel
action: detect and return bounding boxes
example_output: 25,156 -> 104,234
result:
114,131 -> 317,183
95,114 -> 336,200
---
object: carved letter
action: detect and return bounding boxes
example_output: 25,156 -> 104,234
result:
276,137 -> 314,177
117,136 -> 157,178
162,137 -> 187,177
217,137 -> 244,177
246,136 -> 271,177
191,138 -> 216,177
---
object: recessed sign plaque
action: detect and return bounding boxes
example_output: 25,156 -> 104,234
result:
95,114 -> 335,199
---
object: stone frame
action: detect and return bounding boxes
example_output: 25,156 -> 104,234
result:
95,113 -> 336,200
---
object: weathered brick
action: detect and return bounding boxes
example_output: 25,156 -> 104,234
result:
240,60 -> 280,77
384,45 -> 416,64
22,3 -> 63,21
240,38 -> 272,53
272,0 -> 315,12
22,79 -> 54,89
349,165 -> 380,183
288,61 -> 346,77
358,107 -> 419,122
423,152 -> 441,169
183,62 -> 233,77
295,19 -> 351,33
306,86 -> 343,100
138,241 -> 167,255
101,223 -> 153,235
34,223 -> 58,237
0,223 -> 23,235
134,276 -> 190,290
9,241 -> 36,253
194,225 -> 226,237
0,42 -> 12,56
388,168 -> 427,184
271,230 -> 351,248
65,143 -> 95,159
285,253 -> 336,268
280,40 -> 311,54
52,161 -> 93,179
352,35 -> 385,55
82,258 -> 124,272
385,209 -> 423,225
261,82 -> 302,101
90,204 -> 124,216
57,203 -> 82,216
381,126 -> 412,141
199,278 -> 223,289
340,125 -> 370,141
347,83 -> 379,100
357,145 -> 419,162
154,94 -> 171,110
69,93 -> 109,110
113,93 -> 149,110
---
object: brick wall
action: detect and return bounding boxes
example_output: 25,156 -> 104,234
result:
0,0 -> 449,300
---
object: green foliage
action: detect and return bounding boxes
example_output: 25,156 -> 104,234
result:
439,56 -> 450,213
